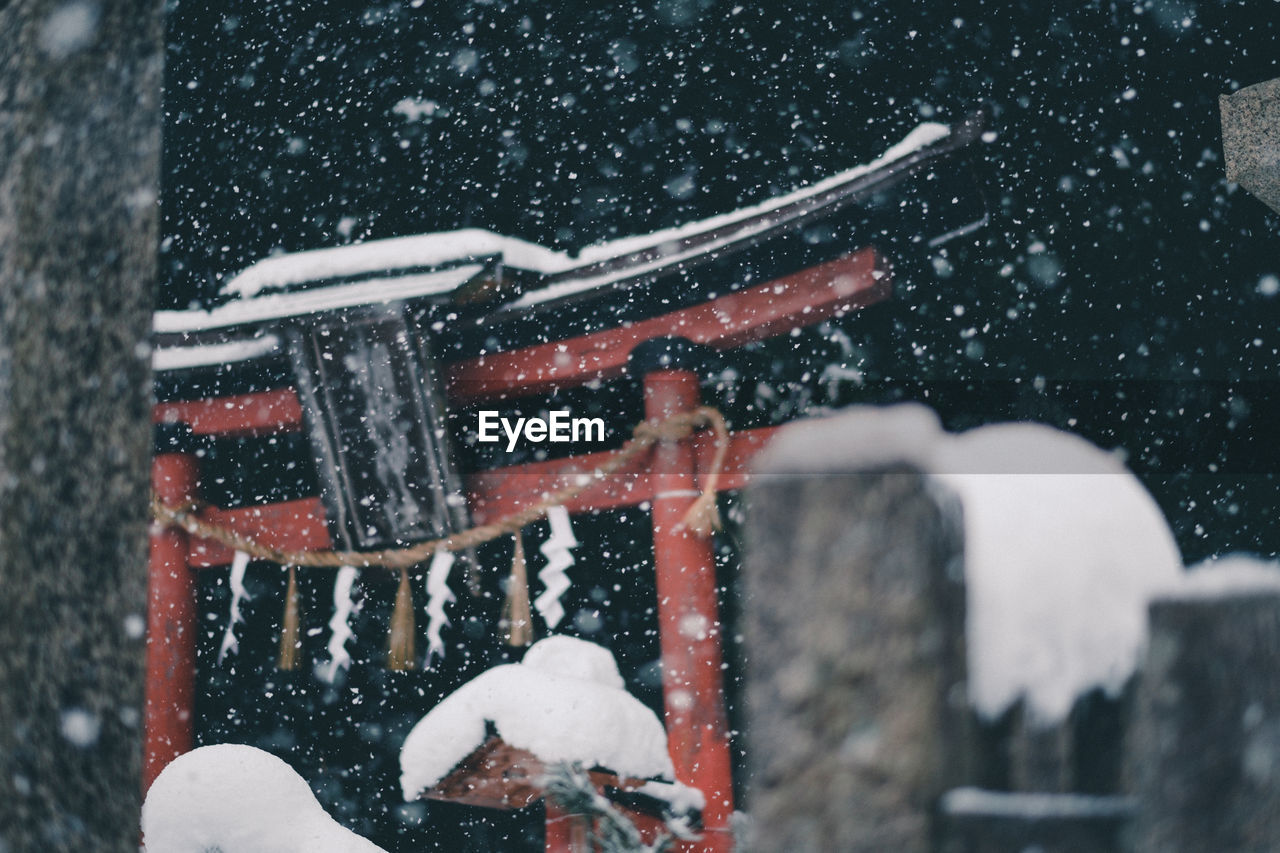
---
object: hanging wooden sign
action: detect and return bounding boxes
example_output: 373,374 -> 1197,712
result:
286,306 -> 470,552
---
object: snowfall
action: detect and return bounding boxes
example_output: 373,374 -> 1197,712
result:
151,121 -> 950,343
139,402 -> 1280,849
138,113 -> 1280,846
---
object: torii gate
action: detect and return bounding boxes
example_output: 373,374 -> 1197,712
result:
144,247 -> 887,851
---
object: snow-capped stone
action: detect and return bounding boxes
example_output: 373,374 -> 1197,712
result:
758,403 -> 1184,725
935,422 -> 1182,724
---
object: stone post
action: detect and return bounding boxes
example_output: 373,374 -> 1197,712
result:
1131,591 -> 1280,852
0,0 -> 163,848
743,457 -> 966,851
1220,77 -> 1280,214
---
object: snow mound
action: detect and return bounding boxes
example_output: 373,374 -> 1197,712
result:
758,404 -> 1184,725
1159,554 -> 1280,600
399,636 -> 673,801
935,424 -> 1182,724
521,634 -> 626,689
142,743 -> 386,853
754,401 -> 943,473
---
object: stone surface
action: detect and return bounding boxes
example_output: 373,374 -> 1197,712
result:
1130,593 -> 1280,852
1006,706 -> 1073,794
0,0 -> 163,849
1221,77 -> 1280,214
743,463 -> 967,852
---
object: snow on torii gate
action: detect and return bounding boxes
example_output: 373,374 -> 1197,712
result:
146,249 -> 887,852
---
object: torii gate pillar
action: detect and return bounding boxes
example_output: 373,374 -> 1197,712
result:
634,338 -> 736,852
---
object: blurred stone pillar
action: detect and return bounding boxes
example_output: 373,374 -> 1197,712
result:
743,455 -> 967,851
1221,77 -> 1280,214
1131,591 -> 1280,852
0,0 -> 163,848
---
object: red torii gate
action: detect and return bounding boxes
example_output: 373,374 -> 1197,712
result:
145,247 -> 887,851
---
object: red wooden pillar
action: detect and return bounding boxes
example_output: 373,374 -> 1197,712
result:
143,427 -> 200,793
637,340 -> 736,852
546,803 -> 589,852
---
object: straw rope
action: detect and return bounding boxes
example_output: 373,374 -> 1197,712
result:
150,407 -> 730,570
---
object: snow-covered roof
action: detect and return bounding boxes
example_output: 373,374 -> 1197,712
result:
399,636 -> 673,801
506,122 -> 950,310
155,119 -> 964,338
154,265 -> 483,335
220,229 -> 568,299
142,743 -> 386,853
758,403 -> 1184,725
151,333 -> 283,371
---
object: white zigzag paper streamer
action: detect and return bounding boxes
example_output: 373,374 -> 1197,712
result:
424,549 -> 456,664
534,506 -> 577,629
320,566 -> 359,684
218,550 -> 251,664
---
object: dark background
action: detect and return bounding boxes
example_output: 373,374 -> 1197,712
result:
163,1 -> 1280,560
163,0 -> 1280,362
163,2 -> 1280,849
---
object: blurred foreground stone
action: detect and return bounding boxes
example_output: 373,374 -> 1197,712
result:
1131,591 -> 1280,852
0,0 -> 162,848
743,459 -> 966,851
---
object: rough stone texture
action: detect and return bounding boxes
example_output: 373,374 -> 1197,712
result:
1006,704 -> 1074,794
1130,594 -> 1280,852
968,686 -> 1133,801
743,464 -> 967,852
1221,77 -> 1280,214
0,0 -> 162,849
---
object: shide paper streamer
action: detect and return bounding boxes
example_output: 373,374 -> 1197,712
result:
534,506 -> 578,630
320,566 -> 359,683
218,550 -> 251,664
424,549 -> 456,664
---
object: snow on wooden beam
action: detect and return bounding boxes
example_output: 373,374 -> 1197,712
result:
445,247 -> 888,402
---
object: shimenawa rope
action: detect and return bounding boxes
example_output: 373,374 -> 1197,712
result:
150,407 -> 730,571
